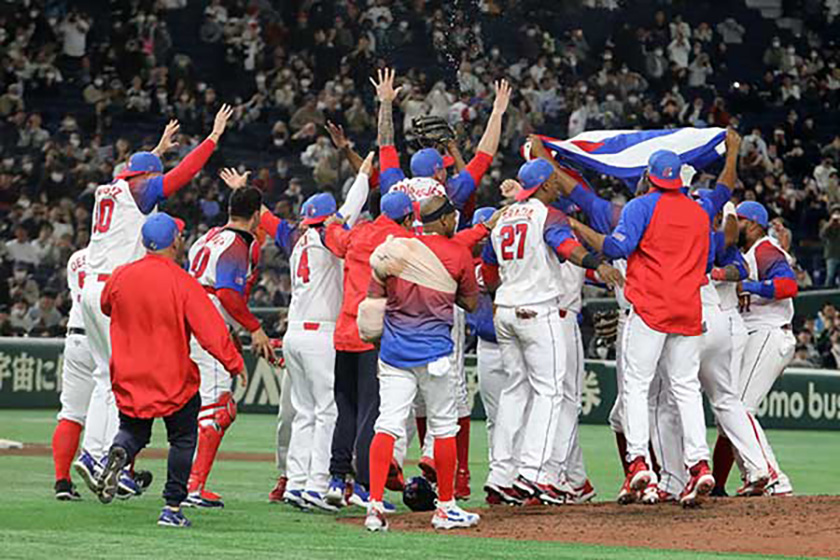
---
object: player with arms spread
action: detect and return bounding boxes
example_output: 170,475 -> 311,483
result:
76,107 -> 234,496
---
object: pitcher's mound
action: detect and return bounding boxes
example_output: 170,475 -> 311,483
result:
351,496 -> 840,557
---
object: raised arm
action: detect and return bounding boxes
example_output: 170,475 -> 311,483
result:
371,68 -> 402,148
337,152 -> 374,227
326,121 -> 365,173
474,80 -> 511,157
698,128 -> 741,221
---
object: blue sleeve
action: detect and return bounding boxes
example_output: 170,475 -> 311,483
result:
741,280 -> 775,298
481,239 -> 498,266
602,194 -> 657,259
379,168 -> 406,194
568,185 -> 621,234
134,175 -> 165,215
713,232 -> 748,279
214,242 -> 249,295
543,208 -> 575,254
697,183 -> 732,223
274,219 -> 295,255
446,170 -> 477,209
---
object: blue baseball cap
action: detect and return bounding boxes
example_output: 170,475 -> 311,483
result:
515,158 -> 555,202
142,213 -> 185,251
410,148 -> 445,178
736,201 -> 769,229
647,150 -> 683,190
117,151 -> 163,180
472,206 -> 496,226
301,192 -> 337,225
381,191 -> 414,222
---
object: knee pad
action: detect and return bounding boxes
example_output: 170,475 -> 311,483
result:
206,392 -> 237,431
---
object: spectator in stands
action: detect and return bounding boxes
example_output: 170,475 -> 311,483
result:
27,290 -> 62,333
821,205 -> 840,286
815,302 -> 837,335
5,226 -> 39,266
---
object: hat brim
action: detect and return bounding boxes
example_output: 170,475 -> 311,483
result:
514,185 -> 540,202
302,214 -> 330,226
649,175 -> 683,190
114,169 -> 149,181
736,212 -> 767,228
442,155 -> 455,168
173,218 -> 185,233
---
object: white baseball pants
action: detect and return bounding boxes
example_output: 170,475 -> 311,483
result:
283,324 -> 338,493
488,300 -> 566,486
57,334 -> 96,425
608,311 -> 628,433
622,309 -> 708,467
477,337 -> 506,464
275,364 -> 295,475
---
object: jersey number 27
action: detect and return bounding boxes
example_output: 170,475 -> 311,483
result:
500,223 -> 528,261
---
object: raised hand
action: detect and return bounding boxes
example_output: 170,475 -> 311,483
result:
152,119 -> 180,156
210,104 -> 234,141
219,167 -> 250,190
493,79 -> 512,114
369,68 -> 403,103
725,127 -> 742,154
500,178 -> 523,200
359,151 -> 375,175
326,121 -> 350,150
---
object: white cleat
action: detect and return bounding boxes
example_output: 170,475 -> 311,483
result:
431,500 -> 480,530
364,501 -> 388,532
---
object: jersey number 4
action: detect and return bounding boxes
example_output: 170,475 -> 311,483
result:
500,223 -> 528,260
296,248 -> 311,283
93,199 -> 115,234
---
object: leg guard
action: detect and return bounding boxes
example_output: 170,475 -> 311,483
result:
188,393 -> 236,491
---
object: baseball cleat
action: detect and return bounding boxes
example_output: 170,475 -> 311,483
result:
133,470 -> 153,492
513,476 -> 565,506
641,483 -> 660,505
325,476 -> 346,507
572,479 -> 597,504
431,500 -> 480,530
116,468 -> 141,499
483,482 -> 525,506
454,468 -> 471,500
418,456 -> 437,483
97,446 -> 128,504
618,457 -> 652,505
386,460 -> 405,492
710,486 -> 729,498
364,501 -> 388,532
283,489 -> 310,510
183,488 -> 224,508
54,479 -> 81,501
302,490 -> 340,513
73,450 -> 102,494
157,506 -> 191,528
765,470 -> 794,496
680,460 -> 715,508
269,476 -> 288,503
736,474 -> 770,497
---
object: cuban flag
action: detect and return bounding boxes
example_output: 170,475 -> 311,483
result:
526,128 -> 727,183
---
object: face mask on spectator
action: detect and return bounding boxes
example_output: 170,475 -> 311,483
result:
50,172 -> 64,183
69,136 -> 81,148
14,270 -> 26,282
654,48 -> 663,56
11,306 -> 25,318
273,137 -> 285,147
22,162 -> 33,173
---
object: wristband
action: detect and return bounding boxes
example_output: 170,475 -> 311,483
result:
581,253 -> 603,270
710,268 -> 727,281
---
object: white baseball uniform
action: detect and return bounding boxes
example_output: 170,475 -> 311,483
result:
607,259 -> 630,434
485,198 -> 573,486
80,179 -> 153,460
738,236 -> 796,493
283,172 -> 369,493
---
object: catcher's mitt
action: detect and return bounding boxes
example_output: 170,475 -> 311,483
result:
403,476 -> 437,512
411,115 -> 455,149
593,309 -> 620,343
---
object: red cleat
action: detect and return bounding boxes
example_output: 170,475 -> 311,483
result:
454,469 -> 471,500
418,456 -> 437,483
617,457 -> 652,505
572,479 -> 597,504
386,459 -> 405,492
680,460 -> 715,508
269,476 -> 288,503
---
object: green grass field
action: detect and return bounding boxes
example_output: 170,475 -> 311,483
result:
1,409 -> 838,560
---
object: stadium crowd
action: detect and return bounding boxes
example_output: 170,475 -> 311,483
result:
1,0 -> 840,360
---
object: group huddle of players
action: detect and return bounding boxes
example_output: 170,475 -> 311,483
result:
49,68 -> 798,532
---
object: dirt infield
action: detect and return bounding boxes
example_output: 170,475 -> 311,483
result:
360,496 -> 840,558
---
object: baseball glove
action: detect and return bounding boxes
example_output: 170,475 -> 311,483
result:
403,476 -> 437,511
411,115 -> 455,149
593,309 -> 619,343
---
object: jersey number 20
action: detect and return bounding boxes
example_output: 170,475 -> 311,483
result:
500,223 -> 528,261
93,199 -> 115,234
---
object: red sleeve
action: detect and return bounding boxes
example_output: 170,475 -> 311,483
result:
183,275 -> 244,375
100,276 -> 115,317
465,151 -> 493,185
379,145 -> 400,170
453,223 -> 489,250
324,222 -> 352,257
216,287 -> 261,332
162,138 -> 217,197
556,238 -> 583,261
457,248 -> 480,299
773,277 -> 799,299
367,276 -> 386,298
480,262 -> 500,291
368,166 -> 380,189
260,211 -> 280,238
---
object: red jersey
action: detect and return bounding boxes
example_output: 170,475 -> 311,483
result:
325,215 -> 413,352
101,254 -> 244,418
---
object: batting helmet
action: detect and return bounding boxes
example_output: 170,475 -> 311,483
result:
402,476 -> 437,511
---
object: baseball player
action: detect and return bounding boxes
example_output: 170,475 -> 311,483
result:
268,155 -> 373,511
569,147 -> 720,507
268,368 -> 294,502
360,195 -> 481,531
76,109 -> 231,493
183,182 -> 275,508
372,69 -> 511,498
480,159 -> 622,505
713,200 -> 798,496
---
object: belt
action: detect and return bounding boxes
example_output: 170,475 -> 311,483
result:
303,322 -> 320,331
515,309 -> 567,320
97,274 -> 110,282
67,327 -> 86,336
